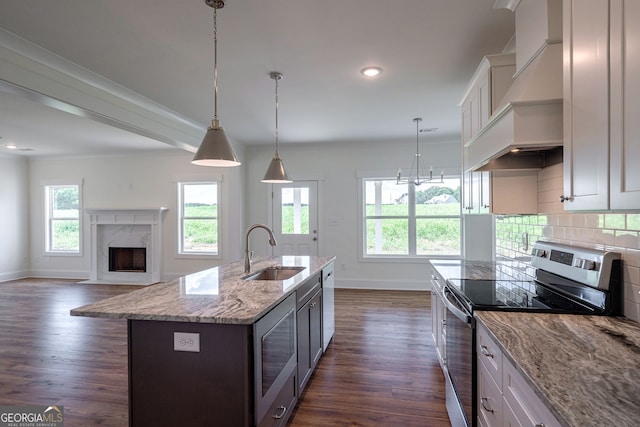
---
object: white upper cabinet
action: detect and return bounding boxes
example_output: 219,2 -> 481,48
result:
563,0 -> 640,210
460,53 -> 516,146
610,0 -> 640,209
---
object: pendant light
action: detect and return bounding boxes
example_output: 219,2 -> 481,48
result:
262,71 -> 292,183
192,0 -> 240,167
396,118 -> 443,186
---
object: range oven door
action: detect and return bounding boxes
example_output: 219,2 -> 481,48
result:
443,286 -> 475,427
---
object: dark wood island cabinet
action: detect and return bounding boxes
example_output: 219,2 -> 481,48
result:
71,256 -> 335,427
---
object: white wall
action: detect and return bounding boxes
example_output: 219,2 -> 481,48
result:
26,150 -> 244,280
0,155 -> 29,280
245,138 -> 462,290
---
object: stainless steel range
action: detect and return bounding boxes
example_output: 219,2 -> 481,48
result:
441,241 -> 622,427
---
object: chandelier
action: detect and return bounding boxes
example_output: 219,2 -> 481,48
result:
396,117 -> 442,186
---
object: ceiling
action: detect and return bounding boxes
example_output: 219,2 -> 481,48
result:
0,0 -> 515,158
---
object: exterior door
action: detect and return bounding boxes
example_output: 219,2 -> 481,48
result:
272,181 -> 318,256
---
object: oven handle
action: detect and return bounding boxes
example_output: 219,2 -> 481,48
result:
443,286 -> 472,325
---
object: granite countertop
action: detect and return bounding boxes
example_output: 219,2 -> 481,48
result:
71,255 -> 335,325
476,311 -> 640,427
428,258 -> 535,282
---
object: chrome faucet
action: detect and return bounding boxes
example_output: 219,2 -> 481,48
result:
244,224 -> 278,273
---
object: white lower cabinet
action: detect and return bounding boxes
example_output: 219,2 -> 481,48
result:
430,270 -> 446,369
476,322 -> 561,427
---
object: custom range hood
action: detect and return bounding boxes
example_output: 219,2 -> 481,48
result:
465,0 -> 563,172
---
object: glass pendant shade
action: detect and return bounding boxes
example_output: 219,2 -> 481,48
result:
192,121 -> 240,167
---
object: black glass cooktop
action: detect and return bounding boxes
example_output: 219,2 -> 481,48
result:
445,277 -> 603,314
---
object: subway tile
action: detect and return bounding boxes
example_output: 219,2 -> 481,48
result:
565,227 -> 579,241
623,299 -> 640,322
594,229 -> 615,246
604,214 -> 626,229
558,214 -> 573,227
627,214 -> 640,231
569,214 -> 586,227
577,228 -> 595,243
624,265 -> 640,287
583,214 -> 600,228
624,249 -> 640,268
615,230 -> 640,249
623,283 -> 640,304
551,227 -> 565,239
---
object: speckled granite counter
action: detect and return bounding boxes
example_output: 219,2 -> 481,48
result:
476,311 -> 640,427
71,255 -> 335,324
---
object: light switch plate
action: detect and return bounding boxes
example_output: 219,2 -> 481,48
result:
173,332 -> 200,352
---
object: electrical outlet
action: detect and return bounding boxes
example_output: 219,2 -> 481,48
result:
173,332 -> 200,352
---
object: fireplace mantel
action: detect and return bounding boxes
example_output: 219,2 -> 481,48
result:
84,208 -> 168,285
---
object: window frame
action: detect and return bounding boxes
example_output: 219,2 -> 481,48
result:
177,181 -> 221,258
359,176 -> 462,262
43,181 -> 82,256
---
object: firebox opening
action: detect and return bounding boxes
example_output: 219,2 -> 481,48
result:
109,247 -> 147,273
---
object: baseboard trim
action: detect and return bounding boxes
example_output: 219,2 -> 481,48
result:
335,278 -> 429,291
0,270 -> 30,282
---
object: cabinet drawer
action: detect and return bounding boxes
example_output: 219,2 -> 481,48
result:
477,322 -> 503,387
296,272 -> 321,310
258,368 -> 297,427
477,356 -> 502,427
502,356 -> 561,427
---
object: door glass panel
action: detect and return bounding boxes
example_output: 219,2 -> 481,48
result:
281,187 -> 309,234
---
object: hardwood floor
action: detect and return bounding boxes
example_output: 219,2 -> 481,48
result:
288,289 -> 450,427
0,280 -> 449,426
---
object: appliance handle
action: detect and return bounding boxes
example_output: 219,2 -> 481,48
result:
443,287 -> 472,324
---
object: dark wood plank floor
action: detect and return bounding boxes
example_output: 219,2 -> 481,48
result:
0,280 -> 449,426
288,289 -> 450,427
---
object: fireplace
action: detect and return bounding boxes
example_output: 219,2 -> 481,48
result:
109,247 -> 147,273
84,208 -> 167,285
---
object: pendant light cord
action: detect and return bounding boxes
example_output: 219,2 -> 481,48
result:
212,7 -> 219,126
414,117 -> 422,185
274,75 -> 280,157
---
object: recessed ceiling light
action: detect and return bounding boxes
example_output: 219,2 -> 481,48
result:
361,67 -> 383,77
4,143 -> 17,149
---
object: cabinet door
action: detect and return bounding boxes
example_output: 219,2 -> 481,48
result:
477,356 -> 502,427
297,290 -> 322,393
610,0 -> 640,208
296,305 -> 311,392
479,171 -> 491,213
562,0 -> 610,210
309,291 -> 323,369
463,170 -> 475,213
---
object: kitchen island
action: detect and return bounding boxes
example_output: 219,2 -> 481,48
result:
71,255 -> 335,427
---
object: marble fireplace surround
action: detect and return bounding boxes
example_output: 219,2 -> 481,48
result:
83,208 -> 167,285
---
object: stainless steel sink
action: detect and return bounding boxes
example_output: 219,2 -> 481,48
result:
243,266 -> 305,281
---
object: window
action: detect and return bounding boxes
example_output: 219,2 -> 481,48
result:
178,182 -> 220,256
45,184 -> 81,254
362,178 -> 461,257
280,187 -> 309,235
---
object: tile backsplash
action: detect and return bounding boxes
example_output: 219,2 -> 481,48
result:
495,213 -> 640,323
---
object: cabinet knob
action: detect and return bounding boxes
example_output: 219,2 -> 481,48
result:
560,195 -> 572,203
